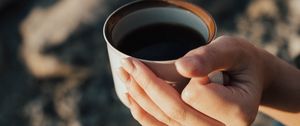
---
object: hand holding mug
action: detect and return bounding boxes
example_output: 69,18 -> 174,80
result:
117,36 -> 274,126
105,1 -> 300,125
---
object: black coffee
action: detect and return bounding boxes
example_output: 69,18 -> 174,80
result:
117,23 -> 207,61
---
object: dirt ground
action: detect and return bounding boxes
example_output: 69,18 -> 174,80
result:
0,0 -> 299,126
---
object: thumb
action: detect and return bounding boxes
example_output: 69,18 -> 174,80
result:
175,36 -> 245,78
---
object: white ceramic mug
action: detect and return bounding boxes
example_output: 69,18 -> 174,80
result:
103,0 -> 222,106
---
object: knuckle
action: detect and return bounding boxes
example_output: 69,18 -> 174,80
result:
126,76 -> 135,89
165,106 -> 186,122
131,66 -> 140,78
140,75 -> 162,92
181,86 -> 198,105
131,107 -> 146,122
129,85 -> 145,99
159,116 -> 173,126
142,78 -> 152,92
129,76 -> 136,84
167,119 -> 181,126
131,69 -> 150,89
123,73 -> 132,84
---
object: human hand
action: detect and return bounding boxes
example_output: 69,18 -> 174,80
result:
117,57 -> 224,126
117,36 -> 276,126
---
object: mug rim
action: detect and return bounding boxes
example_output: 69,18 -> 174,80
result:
103,0 -> 217,64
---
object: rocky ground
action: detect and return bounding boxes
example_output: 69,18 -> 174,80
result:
0,0 -> 299,126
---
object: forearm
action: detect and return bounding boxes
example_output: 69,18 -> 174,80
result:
260,50 -> 300,125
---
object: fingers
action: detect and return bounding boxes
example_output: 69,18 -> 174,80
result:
127,94 -> 167,126
181,80 -> 257,126
181,80 -> 232,124
121,58 -> 224,126
117,67 -> 181,126
175,36 -> 252,78
121,58 -> 185,120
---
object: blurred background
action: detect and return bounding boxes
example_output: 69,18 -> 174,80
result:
0,0 -> 299,126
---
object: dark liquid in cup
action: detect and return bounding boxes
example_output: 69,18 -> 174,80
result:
117,23 -> 207,61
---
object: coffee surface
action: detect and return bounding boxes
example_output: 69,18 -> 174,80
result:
117,23 -> 206,61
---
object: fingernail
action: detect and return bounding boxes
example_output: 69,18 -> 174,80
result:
116,67 -> 126,82
176,56 -> 199,73
121,58 -> 135,73
116,67 -> 130,88
180,56 -> 199,66
126,93 -> 132,106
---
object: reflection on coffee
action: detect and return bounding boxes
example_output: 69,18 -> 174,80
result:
117,23 -> 207,61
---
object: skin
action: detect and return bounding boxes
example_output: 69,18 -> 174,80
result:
117,36 -> 300,126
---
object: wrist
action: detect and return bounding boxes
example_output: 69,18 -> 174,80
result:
258,48 -> 282,90
260,49 -> 300,106
258,52 -> 300,126
257,47 -> 285,105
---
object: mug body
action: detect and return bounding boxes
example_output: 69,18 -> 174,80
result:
103,0 -> 217,106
